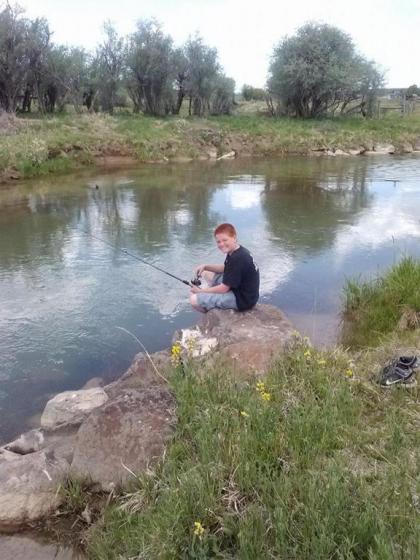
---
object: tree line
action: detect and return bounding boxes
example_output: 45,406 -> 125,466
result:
0,4 -> 235,116
0,5 -> 388,118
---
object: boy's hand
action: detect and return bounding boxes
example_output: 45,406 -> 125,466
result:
190,285 -> 202,293
195,264 -> 206,276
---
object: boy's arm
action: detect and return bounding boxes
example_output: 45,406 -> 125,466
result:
192,282 -> 230,294
197,263 -> 225,274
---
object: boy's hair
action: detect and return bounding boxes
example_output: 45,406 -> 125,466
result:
214,223 -> 237,237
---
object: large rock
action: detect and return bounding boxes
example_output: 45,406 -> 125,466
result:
402,143 -> 414,153
348,148 -> 364,156
174,304 -> 295,376
41,387 -> 108,429
71,387 -> 176,490
365,143 -> 395,155
105,350 -> 170,399
0,535 -> 75,560
0,449 -> 69,531
4,424 -> 79,464
4,429 -> 45,455
81,376 -> 104,389
217,150 -> 236,160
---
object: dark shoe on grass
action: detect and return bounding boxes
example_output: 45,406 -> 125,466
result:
396,355 -> 419,370
378,359 -> 417,387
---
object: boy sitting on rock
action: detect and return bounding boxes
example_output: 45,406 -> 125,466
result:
190,223 -> 259,313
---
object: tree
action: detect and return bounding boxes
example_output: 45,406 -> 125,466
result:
62,47 -> 91,113
267,23 -> 384,118
184,35 -> 219,116
40,45 -> 73,112
406,84 -> 420,98
126,19 -> 174,116
172,47 -> 189,114
211,74 -> 235,115
25,17 -> 51,113
96,22 -> 124,114
339,57 -> 384,117
242,84 -> 265,101
0,3 -> 30,112
0,4 -> 53,113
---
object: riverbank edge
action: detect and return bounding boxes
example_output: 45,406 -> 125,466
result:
2,113 -> 420,185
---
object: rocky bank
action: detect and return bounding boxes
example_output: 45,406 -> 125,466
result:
0,304 -> 294,531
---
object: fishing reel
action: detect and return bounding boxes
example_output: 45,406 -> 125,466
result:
190,274 -> 202,287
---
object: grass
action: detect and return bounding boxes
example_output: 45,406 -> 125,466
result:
1,108 -> 420,183
343,257 -> 420,348
58,477 -> 94,516
87,336 -> 420,559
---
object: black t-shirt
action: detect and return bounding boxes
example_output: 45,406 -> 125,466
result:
223,246 -> 259,311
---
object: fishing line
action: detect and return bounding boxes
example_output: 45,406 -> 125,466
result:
83,230 -> 201,287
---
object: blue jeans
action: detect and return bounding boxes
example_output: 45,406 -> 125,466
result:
196,273 -> 238,311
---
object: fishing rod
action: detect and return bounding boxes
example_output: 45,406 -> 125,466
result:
83,230 -> 201,287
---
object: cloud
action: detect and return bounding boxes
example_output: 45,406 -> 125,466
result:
333,191 -> 420,260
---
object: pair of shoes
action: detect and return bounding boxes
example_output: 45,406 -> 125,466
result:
378,355 -> 419,387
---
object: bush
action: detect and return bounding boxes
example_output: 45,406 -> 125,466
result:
343,257 -> 420,347
242,84 -> 265,102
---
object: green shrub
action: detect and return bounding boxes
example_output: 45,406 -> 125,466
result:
343,257 -> 420,347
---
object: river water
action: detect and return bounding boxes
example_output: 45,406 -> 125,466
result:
1,155 -> 420,444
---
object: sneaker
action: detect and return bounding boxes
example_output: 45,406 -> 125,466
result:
396,355 -> 419,370
378,362 -> 415,387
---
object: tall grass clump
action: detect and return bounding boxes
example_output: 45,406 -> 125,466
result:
343,257 -> 420,348
88,338 -> 420,559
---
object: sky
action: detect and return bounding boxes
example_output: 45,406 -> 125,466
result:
20,0 -> 420,89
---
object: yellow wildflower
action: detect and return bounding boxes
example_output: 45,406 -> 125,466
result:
261,391 -> 272,402
193,521 -> 205,538
256,381 -> 265,392
303,349 -> 311,359
171,343 -> 181,355
317,359 -> 326,366
345,368 -> 353,378
171,342 -> 182,365
240,410 -> 250,418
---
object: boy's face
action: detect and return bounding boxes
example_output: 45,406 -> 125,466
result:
215,232 -> 237,254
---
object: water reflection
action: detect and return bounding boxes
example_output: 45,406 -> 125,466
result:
1,155 -> 420,443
